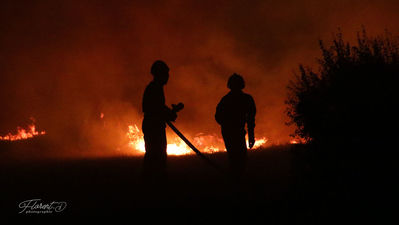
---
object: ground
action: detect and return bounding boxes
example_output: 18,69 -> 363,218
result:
1,139 -> 396,222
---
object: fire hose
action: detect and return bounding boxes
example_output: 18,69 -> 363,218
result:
166,121 -> 223,172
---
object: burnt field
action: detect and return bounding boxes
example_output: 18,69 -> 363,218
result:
0,139 -> 396,222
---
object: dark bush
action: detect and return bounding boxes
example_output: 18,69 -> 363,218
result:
286,29 -> 399,149
286,30 -> 399,219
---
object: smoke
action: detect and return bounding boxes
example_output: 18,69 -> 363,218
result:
1,0 -> 399,155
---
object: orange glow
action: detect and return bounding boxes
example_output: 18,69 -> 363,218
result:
126,124 -> 268,155
0,121 -> 46,141
289,137 -> 307,144
252,137 -> 268,148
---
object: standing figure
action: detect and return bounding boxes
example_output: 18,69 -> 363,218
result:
215,73 -> 256,178
142,60 -> 177,182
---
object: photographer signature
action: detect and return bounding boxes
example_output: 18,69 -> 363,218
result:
18,199 -> 67,214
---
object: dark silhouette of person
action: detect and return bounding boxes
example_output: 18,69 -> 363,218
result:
215,73 -> 256,179
142,60 -> 177,182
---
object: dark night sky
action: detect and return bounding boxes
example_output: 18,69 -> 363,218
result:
1,0 -> 399,154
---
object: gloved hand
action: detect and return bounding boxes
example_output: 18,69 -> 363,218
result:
169,103 -> 184,122
248,130 -> 255,149
170,111 -> 177,122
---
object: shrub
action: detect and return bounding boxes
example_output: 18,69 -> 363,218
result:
286,29 -> 399,148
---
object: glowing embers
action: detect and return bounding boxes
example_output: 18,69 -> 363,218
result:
289,137 -> 308,144
0,118 -> 46,141
126,124 -> 268,155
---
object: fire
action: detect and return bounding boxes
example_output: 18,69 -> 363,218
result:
0,120 -> 46,141
289,137 -> 307,144
126,124 -> 268,155
252,137 -> 268,148
126,125 -> 194,155
127,125 -> 145,152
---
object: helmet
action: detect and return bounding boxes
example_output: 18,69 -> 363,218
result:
227,73 -> 245,90
151,60 -> 169,77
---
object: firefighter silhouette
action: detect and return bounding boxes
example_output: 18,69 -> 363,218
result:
215,73 -> 256,178
142,60 -> 177,181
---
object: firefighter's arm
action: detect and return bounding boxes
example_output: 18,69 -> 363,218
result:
247,96 -> 256,149
215,99 -> 225,125
163,105 -> 177,122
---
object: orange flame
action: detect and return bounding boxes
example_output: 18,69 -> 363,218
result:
0,122 -> 46,141
126,124 -> 268,155
289,137 -> 307,144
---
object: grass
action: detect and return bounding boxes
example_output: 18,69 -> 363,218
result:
1,140 -> 294,219
1,139 -> 396,222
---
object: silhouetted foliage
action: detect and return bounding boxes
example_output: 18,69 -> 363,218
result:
286,29 -> 399,148
287,31 -> 399,218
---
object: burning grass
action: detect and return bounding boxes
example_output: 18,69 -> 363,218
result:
126,124 -> 269,156
0,118 -> 46,141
